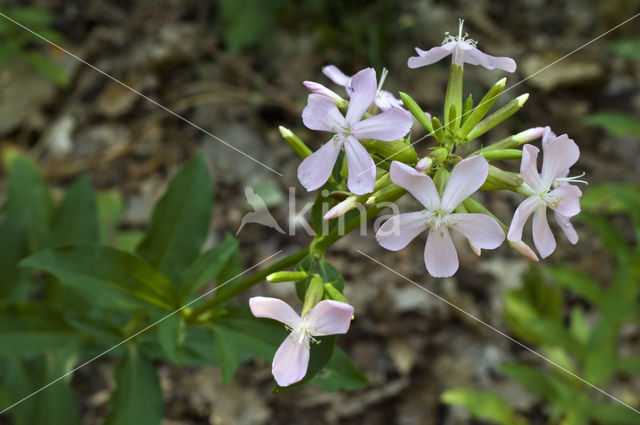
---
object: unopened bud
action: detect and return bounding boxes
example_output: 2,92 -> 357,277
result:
465,93 -> 529,142
324,195 -> 359,220
508,240 -> 539,262
361,138 -> 418,165
301,276 -> 324,317
513,127 -> 545,144
416,157 -> 433,172
303,81 -> 349,110
433,168 -> 450,195
399,92 -> 433,133
481,165 -> 523,191
478,149 -> 522,161
266,271 -> 311,283
323,283 -> 349,304
279,126 -> 312,159
459,78 -> 506,137
429,147 -> 449,167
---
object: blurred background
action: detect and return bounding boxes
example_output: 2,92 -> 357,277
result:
0,0 -> 639,424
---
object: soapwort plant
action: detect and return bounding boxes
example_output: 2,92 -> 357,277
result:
0,20 -> 607,425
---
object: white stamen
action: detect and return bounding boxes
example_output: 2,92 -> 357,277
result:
555,172 -> 588,186
377,67 -> 389,93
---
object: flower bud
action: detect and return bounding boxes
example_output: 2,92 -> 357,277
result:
429,147 -> 449,167
278,126 -> 312,159
431,117 -> 444,143
433,168 -> 450,195
324,195 -> 359,220
303,81 -> 349,110
301,276 -> 324,317
399,91 -> 433,133
480,165 -> 523,191
323,282 -> 349,304
266,271 -> 310,283
465,94 -> 529,142
360,138 -> 418,165
415,157 -> 433,172
508,240 -> 539,262
459,78 -> 506,137
478,149 -> 523,161
513,127 -> 545,144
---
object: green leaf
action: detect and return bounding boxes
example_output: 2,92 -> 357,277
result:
211,325 -> 239,386
21,245 -> 175,310
608,38 -> 640,61
618,356 -> 640,375
441,388 -> 529,425
310,348 -> 368,392
579,213 -> 629,260
105,345 -> 163,425
157,314 -> 185,365
0,213 -> 30,298
583,343 -> 617,386
136,154 -> 214,282
584,111 -> 640,139
178,234 -> 239,298
500,363 -> 574,405
97,190 -> 124,244
6,153 -> 52,251
589,402 -> 640,425
6,7 -> 54,27
547,266 -> 605,307
581,184 -> 640,215
24,52 -> 69,87
51,175 -> 99,245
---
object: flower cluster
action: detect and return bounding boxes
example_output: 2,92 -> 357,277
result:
254,20 -> 584,387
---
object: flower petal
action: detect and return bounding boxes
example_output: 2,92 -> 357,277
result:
272,334 -> 310,387
550,184 -> 582,217
389,161 -> 440,209
441,156 -> 489,212
407,43 -> 455,68
376,211 -> 427,251
346,68 -> 377,123
520,144 -> 544,191
541,134 -> 580,186
541,126 -> 556,150
448,213 -> 505,249
249,297 -> 301,328
351,107 -> 413,141
344,137 -> 375,195
424,227 -> 459,278
322,65 -> 351,87
507,196 -> 541,242
303,81 -> 344,104
555,212 -> 578,244
306,300 -> 354,335
297,137 -> 342,191
464,47 -> 517,72
532,206 -> 556,258
302,94 -> 347,132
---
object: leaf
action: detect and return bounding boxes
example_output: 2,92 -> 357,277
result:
156,314 -> 185,365
500,363 -> 574,405
588,402 -> 640,425
581,184 -> 640,215
618,356 -> 640,375
441,388 -> 529,425
583,343 -> 617,386
136,154 -> 214,282
310,348 -> 368,392
97,190 -> 124,244
104,346 -> 163,425
0,213 -> 30,298
546,266 -> 605,307
24,52 -> 70,87
211,325 -> 239,386
579,213 -> 629,260
178,234 -> 239,298
6,153 -> 52,251
584,112 -> 640,139
608,38 -> 640,61
51,175 -> 99,245
21,245 -> 175,310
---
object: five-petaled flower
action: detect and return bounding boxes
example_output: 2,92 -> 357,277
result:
507,130 -> 583,258
407,20 -> 516,72
249,296 -> 354,387
376,156 -> 505,277
299,67 -> 413,195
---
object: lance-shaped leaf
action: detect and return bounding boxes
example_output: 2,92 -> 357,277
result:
51,174 -> 99,246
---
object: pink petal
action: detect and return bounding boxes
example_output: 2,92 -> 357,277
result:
346,68 -> 377,123
375,90 -> 405,111
376,211 -> 427,251
464,47 -> 517,72
407,43 -> 455,68
424,227 -> 459,278
249,297 -> 300,328
555,212 -> 578,244
322,65 -> 351,87
389,161 -> 440,209
507,196 -> 541,242
272,335 -> 310,387
520,144 -> 544,191
344,137 -> 375,195
306,300 -> 354,335
448,213 -> 505,249
550,184 -> 582,217
541,126 -> 556,150
441,156 -> 489,212
351,107 -> 413,141
532,206 -> 556,258
302,94 -> 347,132
297,137 -> 343,191
303,81 -> 344,104
541,135 -> 580,186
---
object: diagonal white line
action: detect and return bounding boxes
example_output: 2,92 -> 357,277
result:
0,11 -> 283,177
357,249 -> 640,415
0,250 -> 284,416
359,12 -> 640,177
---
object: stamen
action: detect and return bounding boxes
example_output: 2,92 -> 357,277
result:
377,67 -> 389,93
555,172 -> 588,186
458,19 -> 464,40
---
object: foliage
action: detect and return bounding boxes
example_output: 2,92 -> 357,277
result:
0,152 -> 365,424
0,6 -> 69,86
443,183 -> 640,424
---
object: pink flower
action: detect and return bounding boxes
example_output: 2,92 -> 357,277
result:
407,20 -> 516,72
249,296 -> 354,387
376,157 -> 505,277
322,65 -> 406,112
299,68 -> 413,195
507,131 -> 583,258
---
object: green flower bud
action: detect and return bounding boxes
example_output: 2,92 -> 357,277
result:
400,92 -> 433,133
465,94 -> 529,142
459,78 -> 506,137
279,126 -> 312,158
301,276 -> 324,317
266,271 -> 311,283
